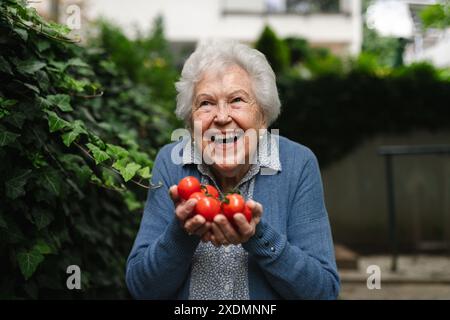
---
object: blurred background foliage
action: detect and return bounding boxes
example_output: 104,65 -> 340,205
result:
1,0 -> 450,299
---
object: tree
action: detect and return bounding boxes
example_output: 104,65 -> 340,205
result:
254,25 -> 290,74
420,3 -> 450,29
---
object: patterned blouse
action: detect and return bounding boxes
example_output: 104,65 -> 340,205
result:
181,132 -> 281,300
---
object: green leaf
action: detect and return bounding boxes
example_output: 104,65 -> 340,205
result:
0,130 -> 20,147
31,210 -> 54,230
14,27 -> 28,41
86,143 -> 110,165
32,239 -> 53,255
2,219 -> 26,244
5,112 -> 26,128
46,94 -> 73,112
45,110 -> 70,132
36,40 -> 50,52
0,56 -> 13,75
5,169 -> 32,199
23,83 -> 40,93
16,60 -> 46,74
17,249 -> 45,280
123,191 -> 142,211
39,170 -> 61,196
106,143 -> 129,159
62,130 -> 80,147
118,162 -> 141,182
37,97 -> 52,109
0,98 -> 17,108
61,121 -> 86,146
137,166 -> 151,179
90,174 -> 102,184
67,58 -> 89,68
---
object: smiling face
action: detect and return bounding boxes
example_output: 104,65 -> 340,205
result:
191,64 -> 266,178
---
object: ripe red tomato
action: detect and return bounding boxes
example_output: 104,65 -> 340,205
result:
195,197 -> 221,222
242,204 -> 252,223
221,193 -> 245,222
202,184 -> 219,199
178,176 -> 201,200
189,191 -> 206,202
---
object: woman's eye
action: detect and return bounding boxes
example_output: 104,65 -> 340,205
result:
200,101 -> 211,107
232,97 -> 243,103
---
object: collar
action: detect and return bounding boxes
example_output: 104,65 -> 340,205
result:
181,131 -> 282,175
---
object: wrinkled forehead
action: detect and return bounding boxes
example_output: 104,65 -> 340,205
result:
195,64 -> 254,96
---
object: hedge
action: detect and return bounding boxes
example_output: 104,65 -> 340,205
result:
275,64 -> 450,168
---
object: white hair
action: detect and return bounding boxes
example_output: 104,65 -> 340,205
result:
175,39 -> 281,126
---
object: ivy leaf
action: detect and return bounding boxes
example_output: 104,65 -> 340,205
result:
123,191 -> 142,212
31,210 -> 54,230
114,161 -> 141,182
0,130 -> 20,147
14,27 -> 28,41
32,239 -> 53,255
46,94 -> 73,112
0,98 -> 17,108
17,249 -> 45,280
5,169 -> 32,199
16,60 -> 46,74
45,110 -> 70,132
67,58 -> 89,68
36,40 -> 50,52
61,121 -> 87,146
0,56 -> 13,75
106,143 -> 129,159
5,112 -> 26,128
137,166 -> 151,179
86,143 -> 110,165
39,170 -> 61,196
23,83 -> 40,94
2,218 -> 26,244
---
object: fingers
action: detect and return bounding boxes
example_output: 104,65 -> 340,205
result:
233,213 -> 254,240
211,221 -> 228,247
193,223 -> 209,238
201,230 -> 212,242
184,214 -> 206,234
169,185 -> 180,204
247,200 -> 263,222
175,198 -> 197,222
214,214 -> 240,245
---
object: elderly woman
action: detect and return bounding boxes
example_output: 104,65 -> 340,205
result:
126,40 -> 340,299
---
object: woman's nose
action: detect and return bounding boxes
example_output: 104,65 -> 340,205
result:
214,102 -> 231,124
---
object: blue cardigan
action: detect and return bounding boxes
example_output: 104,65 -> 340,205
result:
126,135 -> 340,299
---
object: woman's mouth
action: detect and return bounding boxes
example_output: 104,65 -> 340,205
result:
210,131 -> 244,146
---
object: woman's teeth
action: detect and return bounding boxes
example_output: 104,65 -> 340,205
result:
211,133 -> 242,144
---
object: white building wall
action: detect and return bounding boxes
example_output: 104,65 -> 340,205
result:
38,0 -> 362,55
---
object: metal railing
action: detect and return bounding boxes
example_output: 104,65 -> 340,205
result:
378,144 -> 450,271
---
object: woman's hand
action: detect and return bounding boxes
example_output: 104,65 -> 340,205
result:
210,199 -> 263,247
169,185 -> 211,239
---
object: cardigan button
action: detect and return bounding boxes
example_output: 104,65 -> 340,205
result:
257,233 -> 263,239
264,241 -> 270,247
270,247 -> 275,252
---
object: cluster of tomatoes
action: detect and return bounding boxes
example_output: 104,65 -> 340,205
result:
177,176 -> 252,224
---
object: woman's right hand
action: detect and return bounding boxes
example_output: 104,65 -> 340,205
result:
169,185 -> 211,240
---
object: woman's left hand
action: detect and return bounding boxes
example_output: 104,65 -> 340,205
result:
209,199 -> 263,246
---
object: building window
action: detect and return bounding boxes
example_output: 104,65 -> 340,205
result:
286,0 -> 340,14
